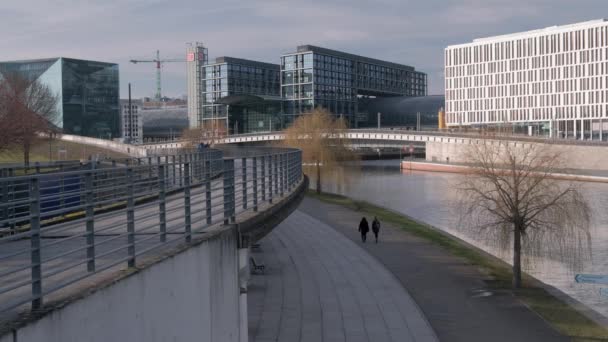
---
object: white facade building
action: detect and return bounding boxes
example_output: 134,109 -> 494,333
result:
445,19 -> 608,140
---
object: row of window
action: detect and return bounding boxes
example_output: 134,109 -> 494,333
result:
446,24 -> 608,66
448,77 -> 608,103
204,64 -> 279,81
448,90 -> 608,113
447,104 -> 608,125
446,49 -> 608,79
282,85 -> 356,100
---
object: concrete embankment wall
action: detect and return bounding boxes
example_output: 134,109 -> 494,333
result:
403,161 -> 608,183
1,228 -> 241,342
426,140 -> 608,171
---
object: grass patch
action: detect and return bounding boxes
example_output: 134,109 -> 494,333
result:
307,189 -> 608,341
0,138 -> 128,164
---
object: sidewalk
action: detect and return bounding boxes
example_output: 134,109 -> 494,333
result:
248,210 -> 438,342
298,197 -> 568,342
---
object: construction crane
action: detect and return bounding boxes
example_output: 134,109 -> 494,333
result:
130,50 -> 184,100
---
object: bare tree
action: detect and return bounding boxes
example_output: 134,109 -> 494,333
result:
458,141 -> 591,288
282,108 -> 355,194
0,73 -> 59,165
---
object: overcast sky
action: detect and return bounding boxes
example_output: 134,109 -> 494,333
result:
2,0 -> 607,98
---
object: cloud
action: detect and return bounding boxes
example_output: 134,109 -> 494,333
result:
0,0 -> 606,97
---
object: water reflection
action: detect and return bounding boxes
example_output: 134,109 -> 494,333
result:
308,159 -> 608,318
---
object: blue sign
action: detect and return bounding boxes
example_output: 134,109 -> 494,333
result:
575,274 -> 608,285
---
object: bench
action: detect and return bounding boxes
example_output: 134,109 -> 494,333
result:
250,257 -> 265,274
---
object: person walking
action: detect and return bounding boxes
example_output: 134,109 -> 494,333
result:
359,217 -> 369,243
372,217 -> 381,243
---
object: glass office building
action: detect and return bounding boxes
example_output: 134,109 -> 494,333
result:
200,57 -> 281,134
281,45 -> 427,126
0,58 -> 120,139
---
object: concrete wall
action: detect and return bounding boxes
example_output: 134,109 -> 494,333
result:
426,139 -> 608,171
4,228 -> 240,342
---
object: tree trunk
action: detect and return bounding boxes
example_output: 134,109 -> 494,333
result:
316,160 -> 321,194
513,225 -> 522,288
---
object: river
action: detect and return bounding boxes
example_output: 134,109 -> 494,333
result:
310,159 -> 608,319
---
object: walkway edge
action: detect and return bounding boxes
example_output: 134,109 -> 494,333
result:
306,191 -> 608,338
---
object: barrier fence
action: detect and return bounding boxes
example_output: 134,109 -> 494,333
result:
0,147 -> 302,316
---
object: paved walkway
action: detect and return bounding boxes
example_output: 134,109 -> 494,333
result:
248,210 -> 438,342
297,197 -> 568,342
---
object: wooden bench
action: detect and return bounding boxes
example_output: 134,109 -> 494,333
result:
250,257 -> 265,274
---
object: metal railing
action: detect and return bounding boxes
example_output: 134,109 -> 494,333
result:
0,147 -> 302,316
150,128 -> 608,148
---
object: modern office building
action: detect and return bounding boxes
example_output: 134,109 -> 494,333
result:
445,19 -> 608,140
0,58 -> 120,139
199,57 -> 281,134
359,95 -> 444,129
280,45 -> 427,127
120,99 -> 143,144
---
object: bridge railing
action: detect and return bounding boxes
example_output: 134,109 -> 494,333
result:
0,147 -> 302,317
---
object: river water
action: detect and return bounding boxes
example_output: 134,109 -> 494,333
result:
310,159 -> 608,319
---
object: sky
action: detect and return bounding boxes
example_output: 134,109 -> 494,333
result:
2,0 -> 607,98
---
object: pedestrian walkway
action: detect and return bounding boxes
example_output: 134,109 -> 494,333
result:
248,210 -> 438,342
298,197 -> 568,342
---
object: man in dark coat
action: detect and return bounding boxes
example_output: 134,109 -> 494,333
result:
372,217 -> 381,243
358,217 -> 369,243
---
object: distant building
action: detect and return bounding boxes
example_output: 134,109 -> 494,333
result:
0,58 -> 120,139
120,99 -> 143,144
359,95 -> 445,130
280,45 -> 427,127
186,42 -> 208,129
185,44 -> 426,134
445,19 -> 608,139
199,57 -> 281,134
141,106 -> 188,142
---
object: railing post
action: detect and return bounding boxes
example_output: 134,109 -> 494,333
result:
30,177 -> 42,309
126,168 -> 136,268
205,159 -> 212,225
280,153 -> 285,197
242,157 -> 247,210
147,156 -> 153,182
158,164 -> 167,243
273,154 -> 279,196
252,156 -> 258,212
59,164 -> 65,210
267,155 -> 273,204
184,162 -> 192,243
178,154 -> 183,187
223,159 -> 235,224
8,169 -> 15,234
261,155 -> 266,202
85,171 -> 95,272
172,155 -> 176,188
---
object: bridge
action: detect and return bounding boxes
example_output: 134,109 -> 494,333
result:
142,129 -> 608,171
0,146 -> 305,341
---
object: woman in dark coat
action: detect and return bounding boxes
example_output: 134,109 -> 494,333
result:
358,217 -> 370,243
372,217 -> 381,243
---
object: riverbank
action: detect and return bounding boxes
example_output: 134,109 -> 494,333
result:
305,190 -> 608,341
401,160 -> 608,183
